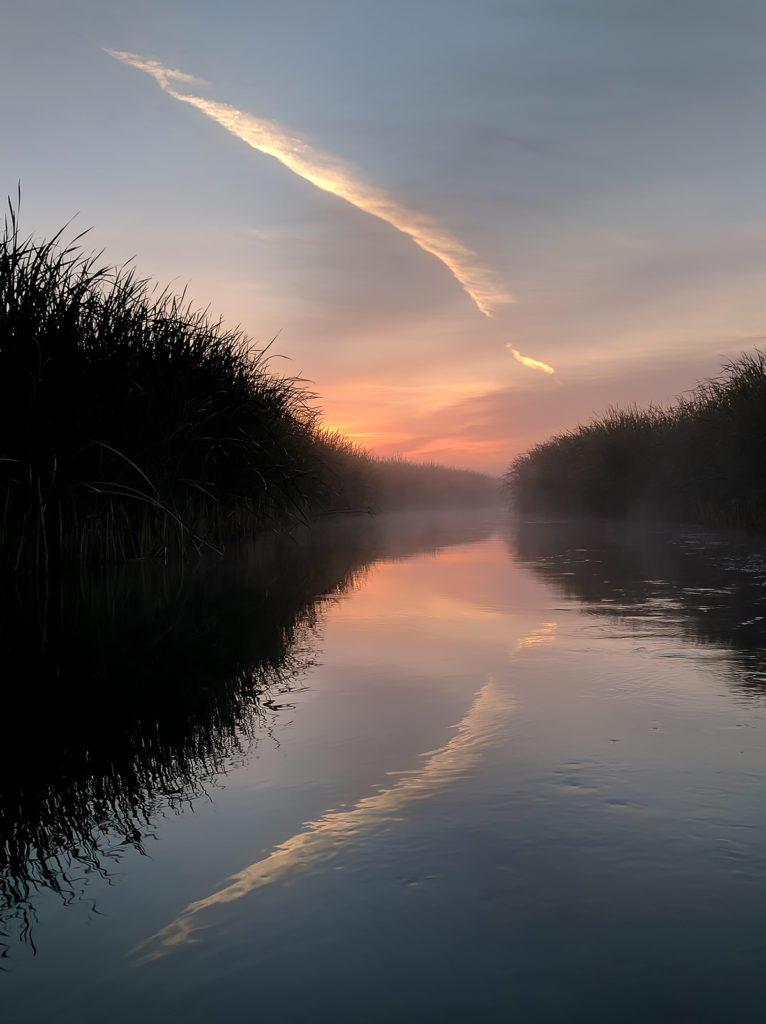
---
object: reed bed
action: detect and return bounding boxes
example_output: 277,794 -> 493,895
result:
507,350 -> 766,528
1,198 -> 503,571
0,200 -> 356,571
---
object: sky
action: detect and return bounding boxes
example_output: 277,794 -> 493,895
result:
3,0 -> 766,473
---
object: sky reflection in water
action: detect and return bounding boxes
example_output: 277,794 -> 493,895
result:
5,515 -> 766,1023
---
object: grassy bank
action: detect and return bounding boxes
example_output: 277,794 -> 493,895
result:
0,201 -> 499,571
507,351 -> 766,529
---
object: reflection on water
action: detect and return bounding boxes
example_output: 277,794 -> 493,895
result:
6,512 -> 766,1023
510,519 -> 766,693
515,621 -> 557,651
0,511 -> 497,956
134,674 -> 518,963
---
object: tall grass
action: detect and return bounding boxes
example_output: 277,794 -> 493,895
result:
0,198 -> 353,571
0,197 -> 503,571
507,350 -> 766,529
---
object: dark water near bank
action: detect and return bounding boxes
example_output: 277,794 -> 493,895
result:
3,513 -> 766,1022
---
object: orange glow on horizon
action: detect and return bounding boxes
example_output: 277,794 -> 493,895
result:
315,374 -> 515,471
321,425 -> 415,446
317,420 -> 509,473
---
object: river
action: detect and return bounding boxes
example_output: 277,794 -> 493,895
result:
3,511 -> 766,1022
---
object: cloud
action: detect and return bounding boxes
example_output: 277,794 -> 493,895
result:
106,51 -> 208,91
507,345 -> 555,374
106,49 -> 512,318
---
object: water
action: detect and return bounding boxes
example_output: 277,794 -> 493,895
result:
3,513 -> 766,1022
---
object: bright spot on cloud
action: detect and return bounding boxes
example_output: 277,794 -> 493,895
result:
106,49 -> 512,318
507,345 -> 555,374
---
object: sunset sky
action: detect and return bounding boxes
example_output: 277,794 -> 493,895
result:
4,0 -> 766,472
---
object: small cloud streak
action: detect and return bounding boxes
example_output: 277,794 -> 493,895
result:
106,49 -> 511,318
507,345 -> 555,374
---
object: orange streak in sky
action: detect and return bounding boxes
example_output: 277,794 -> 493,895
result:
507,346 -> 555,374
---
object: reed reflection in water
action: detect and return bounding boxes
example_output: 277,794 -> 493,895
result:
509,518 -> 766,694
134,551 -> 555,962
0,511 -> 498,957
5,513 -> 766,1024
132,676 -> 513,962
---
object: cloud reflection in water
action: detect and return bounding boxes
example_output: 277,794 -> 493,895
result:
134,620 -> 555,964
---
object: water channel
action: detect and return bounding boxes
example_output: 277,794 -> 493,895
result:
3,511 -> 766,1022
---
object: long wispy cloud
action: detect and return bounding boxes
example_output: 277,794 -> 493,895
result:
507,345 -> 555,374
106,50 -> 512,317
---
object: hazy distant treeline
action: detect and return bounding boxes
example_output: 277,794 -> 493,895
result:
507,350 -> 766,529
0,200 -> 498,571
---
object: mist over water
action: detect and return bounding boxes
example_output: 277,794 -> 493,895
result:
3,511 -> 766,1022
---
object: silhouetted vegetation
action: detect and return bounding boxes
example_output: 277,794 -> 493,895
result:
334,448 -> 502,513
507,351 -> 766,529
0,197 -> 500,572
0,198 -> 372,572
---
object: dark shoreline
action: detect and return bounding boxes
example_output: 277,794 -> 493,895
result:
507,350 -> 766,531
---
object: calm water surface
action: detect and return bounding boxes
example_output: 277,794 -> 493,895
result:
3,513 -> 766,1022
